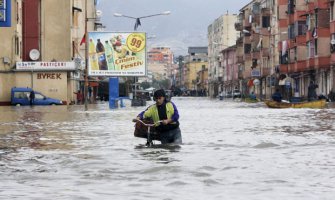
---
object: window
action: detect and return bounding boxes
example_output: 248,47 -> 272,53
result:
331,34 -> 335,53
244,44 -> 251,54
314,39 -> 318,56
15,36 -> 19,55
280,51 -> 288,64
331,2 -> 334,21
306,14 -> 315,31
315,9 -> 318,28
296,21 -> 307,36
262,57 -> 269,68
262,16 -> 270,28
307,41 -> 315,58
14,92 -> 28,99
288,24 -> 295,39
287,0 -> 294,14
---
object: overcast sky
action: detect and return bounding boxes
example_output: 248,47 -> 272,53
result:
98,0 -> 251,56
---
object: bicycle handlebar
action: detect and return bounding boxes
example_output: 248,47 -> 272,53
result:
132,119 -> 162,127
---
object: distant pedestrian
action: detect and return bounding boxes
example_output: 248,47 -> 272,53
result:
29,91 -> 35,105
249,92 -> 256,100
308,81 -> 318,101
74,90 -> 83,104
88,87 -> 92,102
272,89 -> 282,102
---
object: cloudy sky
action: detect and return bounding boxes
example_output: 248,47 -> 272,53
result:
98,0 -> 251,55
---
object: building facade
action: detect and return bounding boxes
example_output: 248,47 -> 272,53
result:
0,0 -> 99,105
183,47 -> 208,95
208,13 -> 239,98
221,45 -> 239,94
232,0 -> 335,100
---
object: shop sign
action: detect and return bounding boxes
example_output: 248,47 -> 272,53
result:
16,62 -> 76,71
0,0 -> 11,27
37,73 -> 62,80
251,69 -> 260,77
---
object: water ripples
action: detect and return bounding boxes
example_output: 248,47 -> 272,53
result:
1,98 -> 335,199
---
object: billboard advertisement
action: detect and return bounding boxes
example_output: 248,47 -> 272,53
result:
88,32 -> 146,77
0,0 -> 11,27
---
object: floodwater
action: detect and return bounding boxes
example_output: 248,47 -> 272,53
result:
0,97 -> 335,200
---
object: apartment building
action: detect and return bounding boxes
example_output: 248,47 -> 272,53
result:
208,13 -> 239,98
221,45 -> 239,94
235,0 -> 278,99
277,0 -> 331,100
145,47 -> 173,81
183,47 -> 208,94
0,0 -> 99,105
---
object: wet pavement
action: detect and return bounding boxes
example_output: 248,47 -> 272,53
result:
1,97 -> 335,199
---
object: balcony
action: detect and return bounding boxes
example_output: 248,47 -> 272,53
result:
279,64 -> 288,73
244,18 -> 251,27
251,50 -> 260,59
261,7 -> 270,16
243,36 -> 251,44
261,48 -> 269,57
315,56 -> 331,69
235,22 -> 243,31
236,37 -> 243,45
262,67 -> 271,76
237,56 -> 244,63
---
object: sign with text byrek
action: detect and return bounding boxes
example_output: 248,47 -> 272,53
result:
88,32 -> 146,77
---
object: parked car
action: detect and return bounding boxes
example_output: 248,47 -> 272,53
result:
226,91 -> 233,98
233,89 -> 241,98
11,87 -> 63,106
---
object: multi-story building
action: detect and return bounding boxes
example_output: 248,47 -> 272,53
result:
0,0 -> 99,105
235,0 -> 278,99
145,47 -> 173,82
208,13 -> 239,98
184,47 -> 208,95
280,0 -> 331,100
147,47 -> 174,64
221,45 -> 239,94
196,65 -> 209,96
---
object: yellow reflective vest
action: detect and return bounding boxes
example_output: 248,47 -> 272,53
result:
143,102 -> 176,126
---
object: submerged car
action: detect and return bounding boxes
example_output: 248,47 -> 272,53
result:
11,87 -> 63,106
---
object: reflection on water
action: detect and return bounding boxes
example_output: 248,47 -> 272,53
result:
1,98 -> 335,199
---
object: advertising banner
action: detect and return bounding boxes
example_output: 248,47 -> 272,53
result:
88,32 -> 146,77
0,0 -> 11,27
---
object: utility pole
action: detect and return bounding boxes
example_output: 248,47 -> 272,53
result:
84,0 -> 89,111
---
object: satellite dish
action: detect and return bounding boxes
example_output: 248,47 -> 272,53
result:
29,49 -> 40,61
253,79 -> 260,86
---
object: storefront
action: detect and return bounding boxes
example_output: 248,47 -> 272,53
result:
0,61 -> 77,105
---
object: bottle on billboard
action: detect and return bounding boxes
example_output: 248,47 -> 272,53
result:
96,39 -> 107,70
104,41 -> 115,70
89,39 -> 99,70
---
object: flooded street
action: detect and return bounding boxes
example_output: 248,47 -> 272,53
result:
1,97 -> 335,200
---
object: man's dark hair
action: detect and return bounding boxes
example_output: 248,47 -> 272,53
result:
153,89 -> 166,100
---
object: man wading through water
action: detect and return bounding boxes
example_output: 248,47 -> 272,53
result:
136,89 -> 182,144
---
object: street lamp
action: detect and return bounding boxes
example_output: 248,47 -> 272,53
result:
113,11 -> 171,31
